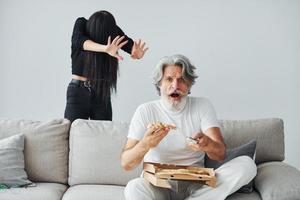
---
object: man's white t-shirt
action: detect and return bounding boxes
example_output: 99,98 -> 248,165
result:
127,96 -> 219,167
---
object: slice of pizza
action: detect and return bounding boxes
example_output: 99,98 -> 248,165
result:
147,122 -> 177,132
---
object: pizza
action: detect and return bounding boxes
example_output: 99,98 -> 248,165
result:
147,122 -> 177,131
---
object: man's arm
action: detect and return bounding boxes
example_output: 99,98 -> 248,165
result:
121,126 -> 170,171
188,127 -> 226,161
121,139 -> 149,171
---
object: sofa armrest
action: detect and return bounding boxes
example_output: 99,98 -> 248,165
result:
254,161 -> 300,200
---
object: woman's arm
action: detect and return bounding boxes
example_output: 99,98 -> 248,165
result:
71,18 -> 128,60
117,25 -> 148,59
71,17 -> 107,52
72,17 -> 147,59
116,25 -> 134,54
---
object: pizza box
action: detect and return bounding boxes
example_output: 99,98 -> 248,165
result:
143,162 -> 216,188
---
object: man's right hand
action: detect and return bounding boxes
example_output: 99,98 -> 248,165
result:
141,124 -> 170,149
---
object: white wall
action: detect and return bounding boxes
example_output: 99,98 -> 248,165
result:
1,0 -> 299,169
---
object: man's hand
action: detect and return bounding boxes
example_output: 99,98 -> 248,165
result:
121,122 -> 172,171
131,39 -> 149,59
187,128 -> 226,161
105,35 -> 128,60
187,132 -> 211,152
141,123 -> 170,149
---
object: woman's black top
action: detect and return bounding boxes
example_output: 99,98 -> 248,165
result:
71,17 -> 134,76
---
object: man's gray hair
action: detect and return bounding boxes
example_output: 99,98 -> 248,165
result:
152,54 -> 198,95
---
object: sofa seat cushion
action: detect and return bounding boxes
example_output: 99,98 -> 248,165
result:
61,184 -> 261,200
62,184 -> 125,200
0,182 -> 67,200
226,191 -> 261,200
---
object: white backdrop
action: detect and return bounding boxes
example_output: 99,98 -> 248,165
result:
0,0 -> 299,169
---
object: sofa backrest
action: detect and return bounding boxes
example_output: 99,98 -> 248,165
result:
0,118 -> 284,186
68,119 -> 142,186
219,118 -> 284,164
68,118 -> 284,186
0,119 -> 70,184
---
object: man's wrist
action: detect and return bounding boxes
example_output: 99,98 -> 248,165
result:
138,139 -> 150,152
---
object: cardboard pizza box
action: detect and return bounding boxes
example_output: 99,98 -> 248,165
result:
143,171 -> 172,189
143,162 -> 216,188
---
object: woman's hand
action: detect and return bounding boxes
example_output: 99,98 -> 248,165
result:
131,39 -> 149,59
105,35 -> 128,60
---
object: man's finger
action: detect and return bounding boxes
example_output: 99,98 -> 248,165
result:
146,125 -> 157,135
187,143 -> 199,151
147,123 -> 155,129
198,136 -> 208,147
153,130 -> 169,139
192,132 -> 204,139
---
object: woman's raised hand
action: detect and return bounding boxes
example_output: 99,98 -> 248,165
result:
131,39 -> 149,59
105,35 -> 128,60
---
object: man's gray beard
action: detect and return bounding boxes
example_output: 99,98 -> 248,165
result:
161,94 -> 187,112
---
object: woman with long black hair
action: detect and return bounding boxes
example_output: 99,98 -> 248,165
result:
64,10 -> 148,122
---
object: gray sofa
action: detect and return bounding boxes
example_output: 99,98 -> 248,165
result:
0,118 -> 300,200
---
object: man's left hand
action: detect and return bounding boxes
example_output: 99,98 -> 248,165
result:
187,132 -> 211,152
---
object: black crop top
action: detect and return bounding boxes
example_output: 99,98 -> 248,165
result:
71,17 -> 134,76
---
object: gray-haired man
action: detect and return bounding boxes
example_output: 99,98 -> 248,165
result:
121,54 -> 256,200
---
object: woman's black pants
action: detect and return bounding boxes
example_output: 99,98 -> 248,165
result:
64,80 -> 112,122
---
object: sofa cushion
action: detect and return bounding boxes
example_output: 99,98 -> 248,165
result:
226,191 -> 261,200
68,119 -> 142,186
0,134 -> 32,187
255,162 -> 300,200
205,139 -> 257,168
0,119 -> 70,184
61,184 -> 262,200
219,118 -> 284,164
62,184 -> 125,200
0,182 -> 67,200
205,139 -> 257,193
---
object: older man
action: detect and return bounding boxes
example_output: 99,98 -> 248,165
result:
121,54 -> 256,200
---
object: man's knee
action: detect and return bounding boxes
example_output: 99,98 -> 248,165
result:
125,178 -> 145,193
124,178 -> 151,199
233,156 -> 257,179
217,156 -> 257,180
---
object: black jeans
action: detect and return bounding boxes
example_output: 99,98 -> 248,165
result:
64,81 -> 112,122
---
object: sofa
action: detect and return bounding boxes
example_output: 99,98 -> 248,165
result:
0,118 -> 300,200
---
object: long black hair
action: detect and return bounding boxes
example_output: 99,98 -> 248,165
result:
84,10 -> 119,102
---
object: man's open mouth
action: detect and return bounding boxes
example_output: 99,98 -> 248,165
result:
169,93 -> 180,98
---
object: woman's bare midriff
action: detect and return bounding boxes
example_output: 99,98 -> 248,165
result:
72,74 -> 88,81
